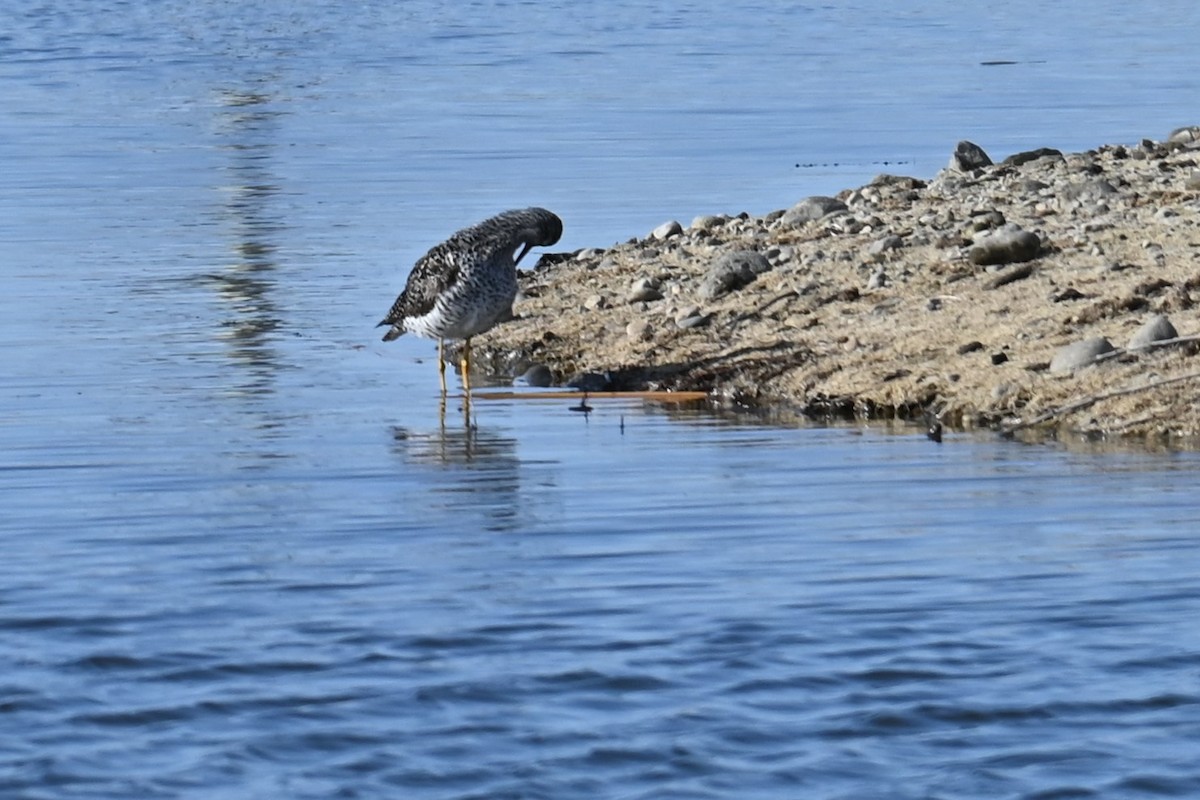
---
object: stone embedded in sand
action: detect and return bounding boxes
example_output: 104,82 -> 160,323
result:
1049,336 -> 1116,374
1127,314 -> 1179,350
781,196 -> 848,226
950,140 -> 993,171
699,250 -> 771,300
969,225 -> 1042,266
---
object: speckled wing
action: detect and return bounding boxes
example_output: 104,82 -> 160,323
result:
377,242 -> 461,341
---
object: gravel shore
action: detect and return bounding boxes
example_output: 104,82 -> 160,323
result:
472,127 -> 1200,443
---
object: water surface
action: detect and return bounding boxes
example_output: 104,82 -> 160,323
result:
4,2 -> 1200,797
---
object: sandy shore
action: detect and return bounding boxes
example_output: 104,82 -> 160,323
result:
471,127 -> 1200,443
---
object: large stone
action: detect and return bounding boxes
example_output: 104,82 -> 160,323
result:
969,225 -> 1042,266
1127,314 -> 1179,350
781,196 -> 848,226
1168,126 -> 1200,145
1049,337 -> 1115,374
699,250 -> 771,300
649,220 -> 683,241
949,140 -> 993,171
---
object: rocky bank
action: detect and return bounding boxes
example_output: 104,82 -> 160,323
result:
472,127 -> 1200,443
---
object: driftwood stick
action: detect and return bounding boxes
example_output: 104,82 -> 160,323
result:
1093,332 -> 1200,364
728,290 -> 801,328
1004,369 -> 1200,433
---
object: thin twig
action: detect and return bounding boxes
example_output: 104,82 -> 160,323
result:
730,290 -> 799,327
1004,369 -> 1200,433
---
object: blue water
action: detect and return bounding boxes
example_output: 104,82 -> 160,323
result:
4,2 -> 1200,797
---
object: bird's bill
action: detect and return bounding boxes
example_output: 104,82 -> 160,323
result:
514,242 -> 533,265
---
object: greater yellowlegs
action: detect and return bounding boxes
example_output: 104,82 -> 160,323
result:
378,207 -> 562,393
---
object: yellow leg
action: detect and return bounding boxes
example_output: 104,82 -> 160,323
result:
460,338 -> 472,394
437,338 -> 447,395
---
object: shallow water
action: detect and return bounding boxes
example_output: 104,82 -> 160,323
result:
4,1 -> 1200,797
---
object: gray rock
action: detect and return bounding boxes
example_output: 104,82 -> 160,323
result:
781,196 -> 848,226
969,225 -> 1042,266
675,306 -> 712,329
519,364 -> 554,387
950,140 -> 993,171
628,277 -> 663,303
1185,170 -> 1200,191
690,214 -> 726,231
968,210 -> 1006,232
650,220 -> 683,241
868,234 -> 903,255
1049,337 -> 1115,374
1061,179 -> 1119,202
867,269 -> 888,289
1168,125 -> 1200,145
1127,314 -> 1179,350
699,250 -> 771,300
626,320 -> 653,342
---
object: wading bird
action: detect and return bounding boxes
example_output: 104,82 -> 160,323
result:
378,207 -> 562,393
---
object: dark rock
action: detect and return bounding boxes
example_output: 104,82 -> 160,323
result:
519,364 -> 554,387
568,371 -> 614,392
950,140 -> 993,171
1002,147 -> 1064,167
1052,287 -> 1087,302
957,341 -> 985,354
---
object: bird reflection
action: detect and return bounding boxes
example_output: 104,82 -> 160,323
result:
208,85 -> 287,398
390,421 -> 523,532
